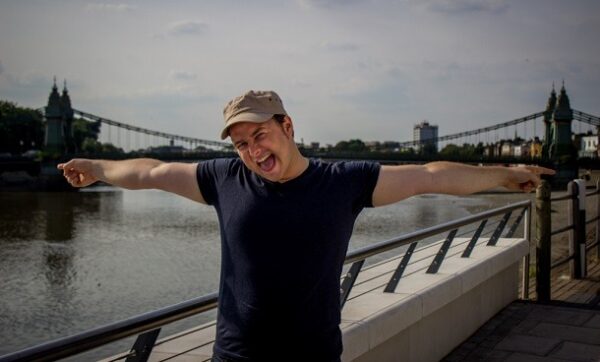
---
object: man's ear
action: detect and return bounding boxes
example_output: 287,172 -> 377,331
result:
283,116 -> 294,138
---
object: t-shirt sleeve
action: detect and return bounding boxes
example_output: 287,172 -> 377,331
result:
196,158 -> 236,206
344,161 -> 381,210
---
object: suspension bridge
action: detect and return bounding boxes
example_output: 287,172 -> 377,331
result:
2,81 -> 600,190
41,81 -> 600,161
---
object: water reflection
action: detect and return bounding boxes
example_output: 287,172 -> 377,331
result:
413,196 -> 441,226
0,191 -> 104,242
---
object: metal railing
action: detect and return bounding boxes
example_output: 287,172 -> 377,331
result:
0,200 -> 531,362
534,179 -> 600,302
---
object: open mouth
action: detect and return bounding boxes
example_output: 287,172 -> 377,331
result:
257,154 -> 276,172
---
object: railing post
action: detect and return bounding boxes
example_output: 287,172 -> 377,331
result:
340,260 -> 364,308
521,205 -> 531,300
568,181 -> 579,279
574,179 -> 587,278
569,180 -> 587,279
596,179 -> 600,259
535,180 -> 551,302
126,329 -> 160,362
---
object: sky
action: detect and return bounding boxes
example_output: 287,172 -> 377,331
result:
1,0 -> 599,146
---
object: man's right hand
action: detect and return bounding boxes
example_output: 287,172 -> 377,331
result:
57,159 -> 99,188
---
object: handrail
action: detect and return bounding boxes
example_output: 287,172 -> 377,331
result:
0,293 -> 218,362
545,179 -> 600,278
345,200 -> 530,264
550,193 -> 572,202
586,189 -> 600,197
0,200 -> 531,362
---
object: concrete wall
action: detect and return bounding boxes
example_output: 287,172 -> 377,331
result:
341,238 -> 528,362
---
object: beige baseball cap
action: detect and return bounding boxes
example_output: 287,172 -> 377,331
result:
221,90 -> 287,140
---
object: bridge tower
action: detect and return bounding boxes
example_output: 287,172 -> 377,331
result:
541,85 -> 556,159
44,78 -> 74,154
548,83 -> 576,162
548,82 -> 578,185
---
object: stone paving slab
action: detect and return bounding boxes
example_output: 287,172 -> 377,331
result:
550,341 -> 600,361
442,301 -> 600,361
503,353 -> 568,362
529,322 -> 600,345
494,334 -> 562,356
525,307 -> 595,326
584,314 -> 600,328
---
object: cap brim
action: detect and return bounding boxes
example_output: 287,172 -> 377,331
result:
220,112 -> 273,140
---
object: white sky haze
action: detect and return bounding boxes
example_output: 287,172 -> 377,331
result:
0,0 -> 599,145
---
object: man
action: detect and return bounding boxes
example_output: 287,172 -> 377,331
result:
58,90 -> 554,361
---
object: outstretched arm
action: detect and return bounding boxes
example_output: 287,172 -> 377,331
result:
57,158 -> 205,204
372,161 -> 555,207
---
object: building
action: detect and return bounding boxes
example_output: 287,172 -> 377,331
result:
530,137 -> 543,158
413,121 -> 438,153
578,133 -> 599,158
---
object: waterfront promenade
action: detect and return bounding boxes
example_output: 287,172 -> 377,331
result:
444,177 -> 600,362
106,256 -> 600,362
101,246 -> 600,362
444,255 -> 600,362
105,183 -> 600,362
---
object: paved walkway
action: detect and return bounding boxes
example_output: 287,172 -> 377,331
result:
444,258 -> 600,362
443,301 -> 600,361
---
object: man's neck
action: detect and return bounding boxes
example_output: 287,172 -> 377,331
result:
279,152 -> 309,183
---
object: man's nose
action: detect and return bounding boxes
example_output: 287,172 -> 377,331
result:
249,142 -> 262,157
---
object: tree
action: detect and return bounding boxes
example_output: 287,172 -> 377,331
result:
440,144 -> 461,157
72,118 -> 101,152
420,142 -> 438,156
0,100 -> 44,154
334,139 -> 367,152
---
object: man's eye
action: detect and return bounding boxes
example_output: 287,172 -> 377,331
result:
256,133 -> 266,140
237,143 -> 247,150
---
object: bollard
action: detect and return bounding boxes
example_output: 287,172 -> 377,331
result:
536,180 -> 551,302
569,180 -> 587,279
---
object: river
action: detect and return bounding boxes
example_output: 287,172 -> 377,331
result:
0,187 -> 530,360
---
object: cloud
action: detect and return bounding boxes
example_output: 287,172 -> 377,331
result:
425,0 -> 508,14
85,3 -> 137,12
291,79 -> 311,88
0,71 -> 54,106
167,21 -> 209,36
298,0 -> 366,9
320,41 -> 359,52
169,71 -> 198,82
0,60 -> 4,75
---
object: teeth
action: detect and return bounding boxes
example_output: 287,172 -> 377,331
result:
257,154 -> 271,163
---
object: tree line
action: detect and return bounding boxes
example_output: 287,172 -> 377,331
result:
0,100 -> 122,156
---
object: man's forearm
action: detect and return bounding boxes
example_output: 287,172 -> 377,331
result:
424,161 -> 510,195
91,158 -> 164,189
58,158 -> 164,189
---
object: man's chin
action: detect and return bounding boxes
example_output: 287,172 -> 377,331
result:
261,173 -> 282,182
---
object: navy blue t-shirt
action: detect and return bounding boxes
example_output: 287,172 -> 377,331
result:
197,158 -> 380,361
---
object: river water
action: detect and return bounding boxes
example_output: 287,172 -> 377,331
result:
0,186 -> 530,359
